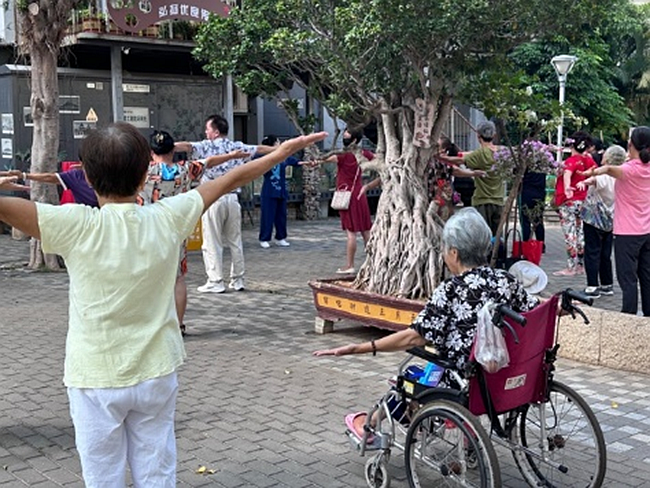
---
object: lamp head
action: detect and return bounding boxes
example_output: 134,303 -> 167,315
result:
551,55 -> 578,78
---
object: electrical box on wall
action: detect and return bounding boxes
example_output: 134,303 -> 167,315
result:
233,84 -> 248,114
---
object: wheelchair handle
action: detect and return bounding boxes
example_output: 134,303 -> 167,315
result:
495,304 -> 527,326
564,288 -> 594,306
406,347 -> 457,370
561,288 -> 592,324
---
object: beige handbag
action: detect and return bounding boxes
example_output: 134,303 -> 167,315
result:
331,167 -> 359,211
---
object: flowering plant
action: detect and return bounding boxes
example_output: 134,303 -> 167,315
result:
492,140 -> 558,181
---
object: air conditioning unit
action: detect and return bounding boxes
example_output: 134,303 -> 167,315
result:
233,85 -> 248,114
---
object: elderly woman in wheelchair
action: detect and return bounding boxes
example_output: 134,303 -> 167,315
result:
315,207 -> 539,425
314,207 -> 605,488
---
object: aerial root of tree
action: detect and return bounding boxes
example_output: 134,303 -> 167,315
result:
355,166 -> 443,300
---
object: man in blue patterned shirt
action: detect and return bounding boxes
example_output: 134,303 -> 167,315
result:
175,115 -> 275,293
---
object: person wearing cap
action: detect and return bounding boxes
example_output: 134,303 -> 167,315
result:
314,207 -> 539,438
463,121 -> 504,235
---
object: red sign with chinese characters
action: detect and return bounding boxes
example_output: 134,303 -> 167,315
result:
108,0 -> 230,34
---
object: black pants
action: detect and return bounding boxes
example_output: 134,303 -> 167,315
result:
614,233 -> 650,316
583,223 -> 613,288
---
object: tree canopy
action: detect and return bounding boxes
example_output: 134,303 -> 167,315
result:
506,1 -> 648,143
194,0 -> 636,299
196,0 -> 629,132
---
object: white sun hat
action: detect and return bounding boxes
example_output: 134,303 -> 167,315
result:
508,260 -> 548,295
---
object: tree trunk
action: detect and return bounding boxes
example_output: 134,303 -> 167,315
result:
301,165 -> 321,220
354,105 -> 447,300
28,44 -> 63,270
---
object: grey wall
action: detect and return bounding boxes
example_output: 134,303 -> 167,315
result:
1,65 -> 224,171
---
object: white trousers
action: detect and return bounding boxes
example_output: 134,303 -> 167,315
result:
201,193 -> 245,283
67,372 -> 178,488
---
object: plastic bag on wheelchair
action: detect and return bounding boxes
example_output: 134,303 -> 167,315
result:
474,302 -> 510,374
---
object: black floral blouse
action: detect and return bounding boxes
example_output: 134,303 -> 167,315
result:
410,266 -> 539,384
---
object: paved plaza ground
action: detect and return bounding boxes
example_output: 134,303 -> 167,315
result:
1,217 -> 649,487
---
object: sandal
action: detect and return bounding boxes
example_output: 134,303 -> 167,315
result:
345,412 -> 373,442
336,267 -> 356,274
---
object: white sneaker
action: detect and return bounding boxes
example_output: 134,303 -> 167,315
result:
260,241 -> 271,249
197,281 -> 226,293
229,278 -> 245,291
276,239 -> 290,247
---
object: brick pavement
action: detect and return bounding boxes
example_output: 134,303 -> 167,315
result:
1,218 -> 649,487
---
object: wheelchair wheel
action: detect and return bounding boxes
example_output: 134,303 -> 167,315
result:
404,400 -> 501,487
365,452 -> 391,488
512,380 -> 606,487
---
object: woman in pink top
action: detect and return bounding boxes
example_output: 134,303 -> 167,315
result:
582,126 -> 650,316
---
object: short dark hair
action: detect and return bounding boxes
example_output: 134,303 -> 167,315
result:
261,135 -> 278,146
439,136 -> 459,156
206,114 -> 229,135
568,131 -> 593,154
150,130 -> 175,155
347,129 -> 364,144
80,122 -> 150,198
631,126 -> 650,164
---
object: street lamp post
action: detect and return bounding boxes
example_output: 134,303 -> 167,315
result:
551,54 -> 578,162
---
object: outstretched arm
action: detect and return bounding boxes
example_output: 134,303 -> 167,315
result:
0,177 -> 39,239
452,167 -> 486,178
358,177 -> 382,199
203,150 -> 250,168
581,165 -> 625,180
174,142 -> 192,154
313,328 -> 425,357
24,172 -> 61,185
255,144 -> 277,155
195,132 -> 327,210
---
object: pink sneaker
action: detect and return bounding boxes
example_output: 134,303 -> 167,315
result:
553,267 -> 576,277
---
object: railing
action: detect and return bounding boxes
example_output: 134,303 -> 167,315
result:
66,2 -> 199,40
441,106 -> 477,152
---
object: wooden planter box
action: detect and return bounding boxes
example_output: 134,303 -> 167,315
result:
81,17 -> 102,32
308,278 -> 425,334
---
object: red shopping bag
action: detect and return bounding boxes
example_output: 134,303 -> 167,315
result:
512,239 -> 543,265
59,161 -> 79,205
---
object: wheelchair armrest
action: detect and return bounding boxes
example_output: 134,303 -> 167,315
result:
406,347 -> 457,370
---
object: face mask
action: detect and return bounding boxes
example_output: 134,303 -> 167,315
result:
343,137 -> 354,147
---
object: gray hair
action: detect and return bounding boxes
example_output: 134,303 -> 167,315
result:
603,145 -> 626,166
442,208 -> 492,267
477,121 -> 496,141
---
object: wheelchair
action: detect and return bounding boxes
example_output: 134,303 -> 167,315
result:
347,289 -> 606,488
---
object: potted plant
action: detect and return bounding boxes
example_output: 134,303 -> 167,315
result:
145,23 -> 159,38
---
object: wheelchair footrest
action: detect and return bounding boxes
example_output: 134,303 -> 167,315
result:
345,429 -> 381,452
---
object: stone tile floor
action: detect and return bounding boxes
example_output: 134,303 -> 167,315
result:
1,218 -> 649,487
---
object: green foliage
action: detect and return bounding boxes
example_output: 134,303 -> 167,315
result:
195,0 -> 623,131
507,1 -> 648,142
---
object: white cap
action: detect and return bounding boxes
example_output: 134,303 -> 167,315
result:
509,260 -> 548,295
